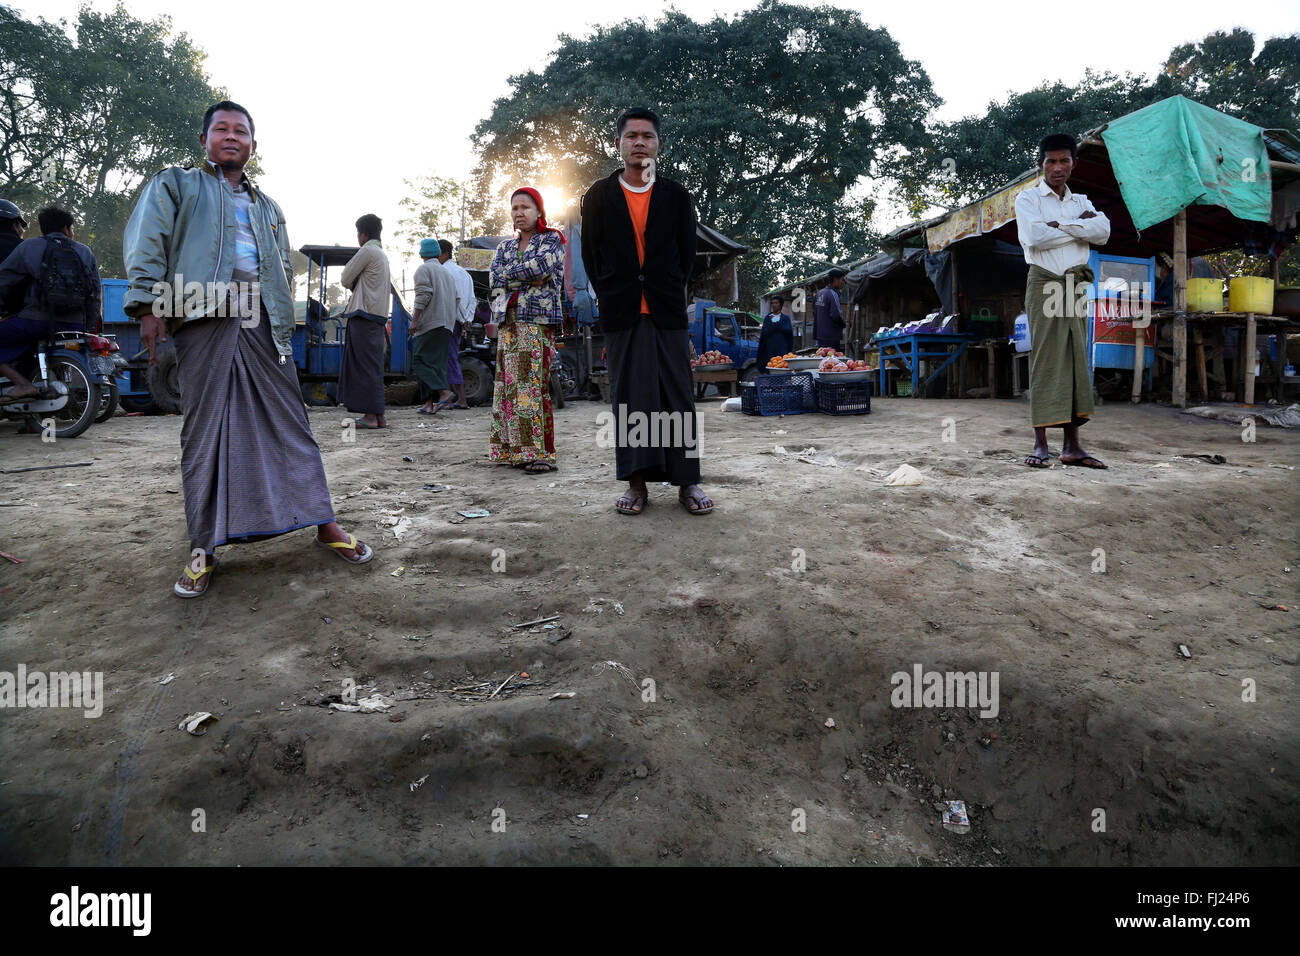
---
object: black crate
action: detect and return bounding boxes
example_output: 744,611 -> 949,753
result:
817,380 -> 872,415
754,371 -> 815,416
739,382 -> 760,415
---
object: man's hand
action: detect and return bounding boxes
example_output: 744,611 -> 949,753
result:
1079,210 -> 1097,219
140,313 -> 167,363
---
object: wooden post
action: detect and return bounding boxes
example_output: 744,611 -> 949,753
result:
1172,209 -> 1188,408
1244,314 -> 1257,405
1194,328 -> 1208,402
949,246 -> 959,320
1212,328 -> 1227,399
986,342 -> 995,398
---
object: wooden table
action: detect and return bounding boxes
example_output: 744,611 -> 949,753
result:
1153,311 -> 1291,407
693,367 -> 738,399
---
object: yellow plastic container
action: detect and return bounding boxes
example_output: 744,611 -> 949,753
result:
1185,278 -> 1223,313
1228,277 -> 1274,315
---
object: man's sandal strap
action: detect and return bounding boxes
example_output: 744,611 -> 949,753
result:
183,563 -> 214,583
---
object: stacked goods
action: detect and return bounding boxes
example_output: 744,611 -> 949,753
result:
766,352 -> 798,369
814,347 -> 846,359
818,357 -> 873,372
691,350 -> 732,368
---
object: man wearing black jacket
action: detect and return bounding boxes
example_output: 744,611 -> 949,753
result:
0,200 -> 25,265
580,107 -> 714,516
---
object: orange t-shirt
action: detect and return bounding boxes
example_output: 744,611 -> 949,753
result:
621,180 -> 653,315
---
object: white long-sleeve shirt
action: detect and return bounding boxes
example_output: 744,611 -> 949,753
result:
1014,179 -> 1110,275
442,257 -> 476,325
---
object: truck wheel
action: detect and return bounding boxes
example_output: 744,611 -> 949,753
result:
549,369 -> 565,410
119,395 -> 158,414
147,342 -> 183,414
460,356 -> 493,407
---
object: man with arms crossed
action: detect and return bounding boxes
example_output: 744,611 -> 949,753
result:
1014,133 -> 1111,469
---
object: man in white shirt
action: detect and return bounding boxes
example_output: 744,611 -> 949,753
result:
1014,133 -> 1111,469
437,238 -> 475,408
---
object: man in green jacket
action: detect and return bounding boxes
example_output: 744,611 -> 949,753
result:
124,100 -> 374,598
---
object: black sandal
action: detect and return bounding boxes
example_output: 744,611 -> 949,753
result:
616,491 -> 647,515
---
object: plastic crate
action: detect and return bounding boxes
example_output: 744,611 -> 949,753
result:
817,380 -> 872,415
754,372 -> 815,416
739,382 -> 760,415
895,378 -> 913,397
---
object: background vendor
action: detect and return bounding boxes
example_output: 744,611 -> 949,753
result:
756,294 -> 793,370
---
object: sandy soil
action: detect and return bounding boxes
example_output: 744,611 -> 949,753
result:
0,391 -> 1296,866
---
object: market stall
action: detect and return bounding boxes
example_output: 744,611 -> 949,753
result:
881,94 -> 1299,405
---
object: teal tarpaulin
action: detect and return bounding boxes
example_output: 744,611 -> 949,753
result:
1101,95 -> 1272,232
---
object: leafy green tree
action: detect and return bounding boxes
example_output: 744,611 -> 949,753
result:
469,0 -> 938,297
1152,30 -> 1299,132
397,175 -> 487,248
0,3 -> 223,275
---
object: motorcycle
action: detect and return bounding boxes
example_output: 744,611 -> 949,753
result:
89,332 -> 127,422
0,329 -> 105,438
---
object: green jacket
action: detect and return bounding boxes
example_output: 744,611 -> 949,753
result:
122,158 -> 296,355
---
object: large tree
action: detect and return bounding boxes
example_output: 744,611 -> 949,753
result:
396,175 -> 488,249
469,0 -> 938,296
0,3 -> 223,275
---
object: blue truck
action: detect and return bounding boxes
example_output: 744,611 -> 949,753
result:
689,300 -> 763,382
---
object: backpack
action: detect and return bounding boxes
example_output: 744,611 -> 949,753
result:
37,235 -> 90,318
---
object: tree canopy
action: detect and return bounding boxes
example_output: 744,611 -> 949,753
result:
0,3 -> 223,275
898,29 -> 1300,215
469,0 -> 939,297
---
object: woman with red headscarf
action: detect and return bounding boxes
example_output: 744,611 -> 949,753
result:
487,188 -> 566,472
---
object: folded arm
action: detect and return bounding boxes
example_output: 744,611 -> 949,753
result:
340,245 -> 369,290
501,234 -> 563,283
1058,199 -> 1111,245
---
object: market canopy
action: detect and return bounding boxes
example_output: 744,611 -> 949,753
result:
843,247 -> 928,306
1102,96 -> 1274,231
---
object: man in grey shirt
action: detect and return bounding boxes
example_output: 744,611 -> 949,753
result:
410,237 -> 459,414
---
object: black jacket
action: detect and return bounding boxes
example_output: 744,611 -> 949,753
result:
580,169 -> 697,331
0,234 -> 101,326
0,230 -> 22,265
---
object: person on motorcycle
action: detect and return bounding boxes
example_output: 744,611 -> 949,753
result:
0,199 -> 26,264
0,205 -> 100,404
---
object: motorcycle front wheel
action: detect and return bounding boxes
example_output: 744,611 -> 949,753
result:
43,357 -> 100,439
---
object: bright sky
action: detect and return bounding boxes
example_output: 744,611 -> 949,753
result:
20,0 -> 1300,282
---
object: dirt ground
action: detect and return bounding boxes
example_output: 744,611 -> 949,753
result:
1,390 -> 1296,866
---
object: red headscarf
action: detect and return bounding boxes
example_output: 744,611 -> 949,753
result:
511,187 -> 567,245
